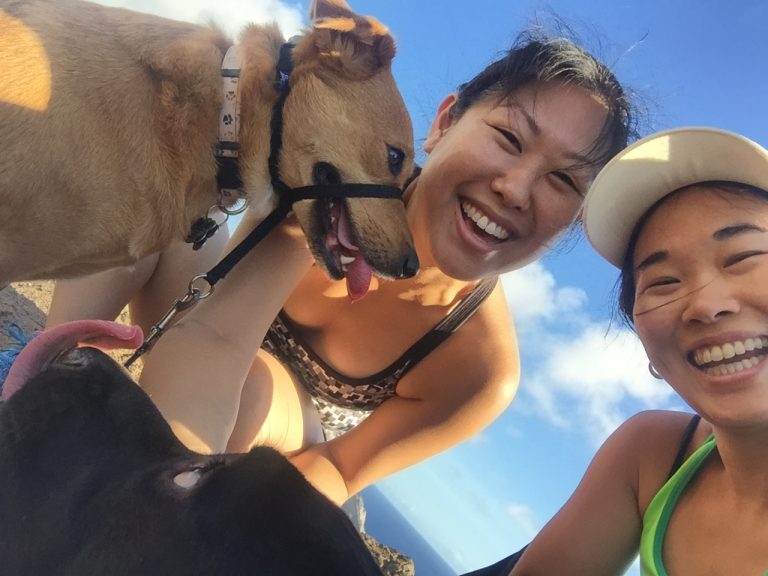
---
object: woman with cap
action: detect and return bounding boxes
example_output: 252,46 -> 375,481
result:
503,126 -> 768,575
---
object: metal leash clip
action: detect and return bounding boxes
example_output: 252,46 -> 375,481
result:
185,189 -> 249,250
124,274 -> 214,368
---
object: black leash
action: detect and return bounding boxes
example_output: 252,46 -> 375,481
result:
124,42 -> 403,368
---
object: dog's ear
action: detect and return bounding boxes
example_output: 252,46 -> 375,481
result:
294,1 -> 396,80
310,0 -> 354,21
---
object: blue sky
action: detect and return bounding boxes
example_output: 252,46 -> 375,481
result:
93,0 -> 768,573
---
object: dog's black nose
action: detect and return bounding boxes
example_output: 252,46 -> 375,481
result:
312,162 -> 341,185
400,252 -> 420,278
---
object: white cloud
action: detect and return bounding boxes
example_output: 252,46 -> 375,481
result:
501,262 -> 587,331
502,263 -> 680,445
91,0 -> 305,38
529,324 -> 676,444
505,502 -> 539,539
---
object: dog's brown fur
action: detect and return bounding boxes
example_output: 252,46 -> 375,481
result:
0,0 -> 416,286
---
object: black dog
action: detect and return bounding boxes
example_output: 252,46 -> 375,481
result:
0,346 -> 382,575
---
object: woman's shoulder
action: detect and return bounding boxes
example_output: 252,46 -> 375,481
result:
426,279 -> 516,360
582,411 -> 694,468
609,410 -> 708,510
465,280 -> 515,343
455,282 -> 518,376
609,410 -> 702,458
400,280 -> 517,408
621,409 -> 698,433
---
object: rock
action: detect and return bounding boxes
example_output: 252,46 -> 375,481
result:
361,532 -> 416,576
344,494 -> 415,576
0,283 -> 47,349
342,492 -> 367,531
0,282 -> 142,379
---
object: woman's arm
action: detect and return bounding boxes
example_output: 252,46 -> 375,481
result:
139,210 -> 313,453
290,286 -> 520,504
510,410 -> 695,576
47,215 -> 231,333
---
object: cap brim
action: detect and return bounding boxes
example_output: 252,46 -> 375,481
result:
583,127 -> 768,268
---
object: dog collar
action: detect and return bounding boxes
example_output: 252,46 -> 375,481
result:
215,45 -> 245,201
217,45 -> 241,156
184,46 -> 247,251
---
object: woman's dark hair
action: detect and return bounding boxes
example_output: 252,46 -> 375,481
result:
616,181 -> 768,327
450,30 -> 638,170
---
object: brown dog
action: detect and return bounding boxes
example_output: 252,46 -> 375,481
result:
0,0 -> 417,297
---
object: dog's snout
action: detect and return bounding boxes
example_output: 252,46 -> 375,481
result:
312,162 -> 342,186
399,252 -> 420,279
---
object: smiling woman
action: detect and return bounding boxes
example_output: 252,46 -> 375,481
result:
413,81 -> 609,281
500,127 -> 768,576
631,185 -> 768,421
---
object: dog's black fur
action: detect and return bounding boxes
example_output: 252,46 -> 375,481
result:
0,347 -> 381,575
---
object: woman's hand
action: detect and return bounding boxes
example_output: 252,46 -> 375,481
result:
290,444 -> 350,505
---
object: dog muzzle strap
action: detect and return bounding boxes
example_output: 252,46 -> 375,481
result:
205,182 -> 403,286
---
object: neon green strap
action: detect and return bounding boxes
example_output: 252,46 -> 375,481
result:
640,435 -> 716,576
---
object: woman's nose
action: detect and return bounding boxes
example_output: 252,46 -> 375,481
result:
490,165 -> 535,211
680,275 -> 740,324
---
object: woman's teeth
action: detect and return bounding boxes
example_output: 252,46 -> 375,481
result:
461,202 -> 510,240
702,356 -> 761,377
692,336 -> 768,376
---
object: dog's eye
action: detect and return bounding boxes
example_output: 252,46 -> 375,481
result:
387,145 -> 405,176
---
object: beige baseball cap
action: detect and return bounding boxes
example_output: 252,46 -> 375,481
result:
583,127 -> 768,268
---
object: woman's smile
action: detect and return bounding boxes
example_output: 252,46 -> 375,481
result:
689,335 -> 768,377
460,200 -> 513,241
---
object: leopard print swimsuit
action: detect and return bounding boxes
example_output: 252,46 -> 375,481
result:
261,278 -> 497,434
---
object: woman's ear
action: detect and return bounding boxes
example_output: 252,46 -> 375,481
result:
423,94 -> 458,153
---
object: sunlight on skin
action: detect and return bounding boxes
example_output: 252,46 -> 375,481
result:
0,11 -> 51,111
169,421 -> 215,455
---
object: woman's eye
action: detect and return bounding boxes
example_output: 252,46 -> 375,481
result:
642,277 -> 679,292
725,250 -> 766,267
552,171 -> 581,194
493,127 -> 521,153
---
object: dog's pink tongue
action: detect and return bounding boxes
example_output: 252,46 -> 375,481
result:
2,320 -> 143,401
345,257 -> 373,302
337,209 -> 373,302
